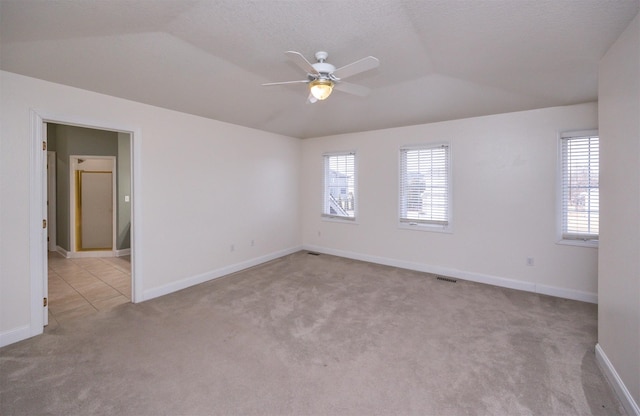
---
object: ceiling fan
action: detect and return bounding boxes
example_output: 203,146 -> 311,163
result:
262,51 -> 380,103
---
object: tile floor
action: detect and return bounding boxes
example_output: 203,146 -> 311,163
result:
47,251 -> 131,327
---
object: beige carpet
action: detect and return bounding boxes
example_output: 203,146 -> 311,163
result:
0,252 -> 625,415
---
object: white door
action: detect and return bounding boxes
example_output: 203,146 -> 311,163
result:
79,171 -> 113,250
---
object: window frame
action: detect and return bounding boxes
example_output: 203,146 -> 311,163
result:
398,142 -> 452,233
322,151 -> 357,222
557,130 -> 599,248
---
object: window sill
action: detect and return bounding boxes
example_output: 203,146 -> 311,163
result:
321,215 -> 358,224
556,239 -> 598,248
398,222 -> 452,234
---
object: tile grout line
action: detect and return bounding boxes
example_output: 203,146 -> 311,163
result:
70,258 -> 131,301
48,255 -> 131,319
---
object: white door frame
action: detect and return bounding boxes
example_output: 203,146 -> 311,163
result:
69,155 -> 117,257
29,109 -> 142,337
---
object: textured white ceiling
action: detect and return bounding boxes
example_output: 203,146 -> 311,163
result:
1,0 -> 638,138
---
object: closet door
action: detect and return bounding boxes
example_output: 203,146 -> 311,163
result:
77,170 -> 113,250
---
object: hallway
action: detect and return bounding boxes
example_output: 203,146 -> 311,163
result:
47,252 -> 131,327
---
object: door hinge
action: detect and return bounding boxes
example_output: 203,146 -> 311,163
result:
42,219 -> 47,228
43,297 -> 48,307
42,141 -> 47,151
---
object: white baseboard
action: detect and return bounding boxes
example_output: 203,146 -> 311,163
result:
115,248 -> 131,257
302,245 -> 597,304
535,283 -> 597,303
0,325 -> 31,348
596,344 -> 640,416
55,246 -> 130,258
68,250 -> 115,258
142,246 -> 303,302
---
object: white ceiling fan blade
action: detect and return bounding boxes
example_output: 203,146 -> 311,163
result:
333,56 -> 379,80
334,82 -> 370,97
285,51 -> 319,75
262,80 -> 309,86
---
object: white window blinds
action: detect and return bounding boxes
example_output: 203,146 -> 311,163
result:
323,152 -> 356,219
400,144 -> 450,227
561,133 -> 599,240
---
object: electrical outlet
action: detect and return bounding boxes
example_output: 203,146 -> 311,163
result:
526,257 -> 534,266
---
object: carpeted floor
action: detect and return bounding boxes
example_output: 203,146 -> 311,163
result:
0,251 -> 625,415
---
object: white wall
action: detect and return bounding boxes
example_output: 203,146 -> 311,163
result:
302,103 -> 598,301
598,12 -> 640,415
0,71 -> 301,344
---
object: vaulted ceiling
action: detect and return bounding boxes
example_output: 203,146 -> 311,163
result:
1,0 -> 638,138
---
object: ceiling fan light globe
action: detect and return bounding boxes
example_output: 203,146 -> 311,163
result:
310,79 -> 333,100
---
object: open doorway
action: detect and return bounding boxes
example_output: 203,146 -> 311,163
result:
71,156 -> 117,254
45,123 -> 133,326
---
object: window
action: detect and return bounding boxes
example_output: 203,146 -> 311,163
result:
323,152 -> 356,220
400,143 -> 451,231
560,131 -> 599,244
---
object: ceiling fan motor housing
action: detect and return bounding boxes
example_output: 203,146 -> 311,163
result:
312,62 -> 336,77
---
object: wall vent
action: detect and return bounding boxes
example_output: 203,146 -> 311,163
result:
436,276 -> 457,283
307,252 -> 320,256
